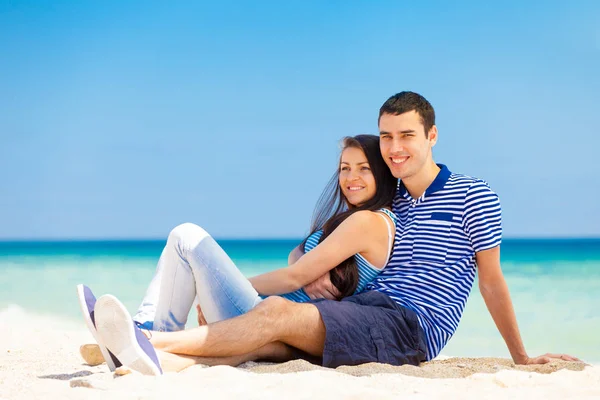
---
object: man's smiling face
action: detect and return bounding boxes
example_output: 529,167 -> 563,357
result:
379,110 -> 437,180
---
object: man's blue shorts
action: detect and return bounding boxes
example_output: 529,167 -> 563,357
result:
310,290 -> 428,368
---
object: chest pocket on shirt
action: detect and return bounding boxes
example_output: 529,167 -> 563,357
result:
412,212 -> 453,264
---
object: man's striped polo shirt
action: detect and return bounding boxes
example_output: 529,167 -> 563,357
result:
367,164 -> 502,360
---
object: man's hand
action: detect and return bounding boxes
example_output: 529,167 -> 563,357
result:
517,353 -> 582,365
303,272 -> 341,300
196,304 -> 207,326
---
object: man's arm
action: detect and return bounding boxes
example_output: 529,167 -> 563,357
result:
477,246 -> 580,364
477,246 -> 527,363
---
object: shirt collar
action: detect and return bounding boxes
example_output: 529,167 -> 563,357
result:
398,164 -> 451,199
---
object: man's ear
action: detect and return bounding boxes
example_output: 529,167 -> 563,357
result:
428,125 -> 438,147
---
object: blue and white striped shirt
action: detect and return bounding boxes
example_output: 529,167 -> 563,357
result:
367,165 -> 502,360
282,208 -> 398,303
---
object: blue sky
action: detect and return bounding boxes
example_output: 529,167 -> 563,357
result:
1,1 -> 599,239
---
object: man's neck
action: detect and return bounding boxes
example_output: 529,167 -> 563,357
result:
403,161 -> 441,199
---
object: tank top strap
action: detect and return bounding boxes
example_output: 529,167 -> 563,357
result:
374,208 -> 396,267
377,208 -> 398,224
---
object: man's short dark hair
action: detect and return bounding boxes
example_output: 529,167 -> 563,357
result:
379,91 -> 436,137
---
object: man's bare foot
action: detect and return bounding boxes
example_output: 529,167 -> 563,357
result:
157,350 -> 202,372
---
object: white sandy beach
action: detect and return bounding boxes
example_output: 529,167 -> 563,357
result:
1,305 -> 599,400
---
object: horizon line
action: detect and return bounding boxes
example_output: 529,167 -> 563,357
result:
1,236 -> 600,243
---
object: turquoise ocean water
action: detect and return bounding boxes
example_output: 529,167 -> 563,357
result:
1,238 -> 599,363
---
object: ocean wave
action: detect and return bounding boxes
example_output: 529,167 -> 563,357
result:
0,304 -> 83,330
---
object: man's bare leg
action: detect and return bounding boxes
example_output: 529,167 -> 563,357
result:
158,341 -> 296,372
149,297 -> 326,358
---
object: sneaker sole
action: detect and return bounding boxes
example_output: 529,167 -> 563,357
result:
76,284 -> 118,371
95,294 -> 162,376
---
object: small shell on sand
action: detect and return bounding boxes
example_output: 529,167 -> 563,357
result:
114,366 -> 135,377
79,344 -> 105,367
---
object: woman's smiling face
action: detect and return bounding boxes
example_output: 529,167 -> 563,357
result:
339,146 -> 377,208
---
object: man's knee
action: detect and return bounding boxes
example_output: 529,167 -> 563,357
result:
253,297 -> 325,356
253,296 -> 292,319
168,223 -> 211,249
253,297 -> 321,329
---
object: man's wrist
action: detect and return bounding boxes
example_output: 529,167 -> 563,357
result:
512,352 -> 529,364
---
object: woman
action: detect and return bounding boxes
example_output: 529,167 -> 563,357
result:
78,134 -> 398,374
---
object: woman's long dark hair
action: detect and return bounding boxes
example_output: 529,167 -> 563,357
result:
302,134 -> 397,299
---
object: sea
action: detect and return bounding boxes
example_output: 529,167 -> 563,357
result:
1,238 -> 599,363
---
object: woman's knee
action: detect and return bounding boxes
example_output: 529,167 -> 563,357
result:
168,223 -> 211,248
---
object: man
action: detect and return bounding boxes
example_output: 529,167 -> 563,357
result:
95,92 -> 578,373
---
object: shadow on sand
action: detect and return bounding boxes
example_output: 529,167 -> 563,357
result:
38,370 -> 94,381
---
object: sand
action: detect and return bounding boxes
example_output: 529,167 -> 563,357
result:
1,305 -> 599,400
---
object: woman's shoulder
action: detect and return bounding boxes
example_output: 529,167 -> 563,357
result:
344,210 -> 391,228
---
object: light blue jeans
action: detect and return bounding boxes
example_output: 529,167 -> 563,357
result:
133,223 -> 263,331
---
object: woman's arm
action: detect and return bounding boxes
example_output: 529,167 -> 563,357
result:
249,211 -> 380,295
287,244 -> 304,265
